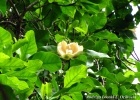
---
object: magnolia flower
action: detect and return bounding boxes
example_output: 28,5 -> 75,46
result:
57,41 -> 83,60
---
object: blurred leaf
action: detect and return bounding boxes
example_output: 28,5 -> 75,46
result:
12,38 -> 28,53
61,6 -> 76,18
0,27 -> 12,52
60,95 -> 73,100
136,61 -> 140,72
119,86 -> 135,96
40,83 -> 46,99
0,74 -> 29,90
93,40 -> 109,53
43,4 -> 61,27
96,67 -> 117,83
0,0 -> 6,15
80,1 -> 100,14
55,34 -> 65,42
64,65 -> 87,88
40,45 -> 57,53
89,13 -> 107,32
70,55 -> 87,66
92,30 -> 123,42
0,85 -> 17,100
20,30 -> 37,60
116,72 -> 126,83
109,83 -> 118,95
0,53 -> 24,71
24,59 -> 43,73
68,83 -> 90,93
87,50 -> 110,58
45,82 -> 52,98
51,77 -> 59,92
70,92 -> 83,100
34,30 -> 50,47
75,20 -> 88,35
32,51 -> 62,72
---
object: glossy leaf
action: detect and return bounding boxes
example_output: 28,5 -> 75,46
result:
32,51 -> 62,72
64,65 -> 87,88
0,74 -> 29,90
0,0 -> 6,15
70,92 -> 83,100
96,67 -> 117,83
12,38 -> 28,53
61,6 -> 76,18
92,30 -> 123,42
0,53 -> 24,70
20,30 -> 37,60
87,50 -> 110,58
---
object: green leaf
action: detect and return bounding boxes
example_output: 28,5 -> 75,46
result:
51,77 -> 59,92
0,27 -> 12,45
0,53 -> 24,71
64,65 -> 87,88
70,92 -> 83,100
48,0 -> 62,3
55,34 -> 65,42
116,72 -> 126,83
45,82 -> 52,98
80,1 -> 100,14
32,51 -> 62,72
0,85 -> 17,100
6,60 -> 42,82
89,13 -> 107,32
87,50 -> 110,58
109,83 -> 118,95
60,95 -> 73,100
119,86 -> 135,96
12,38 -> 28,53
136,84 -> 140,93
40,45 -> 57,53
61,6 -> 76,18
75,20 -> 88,35
20,30 -> 37,60
70,55 -> 87,66
68,83 -> 91,93
92,30 -> 123,42
0,0 -> 6,15
40,83 -> 46,99
93,40 -> 109,53
136,61 -> 140,72
96,67 -> 117,83
24,59 -> 43,73
0,74 -> 29,90
0,27 -> 12,56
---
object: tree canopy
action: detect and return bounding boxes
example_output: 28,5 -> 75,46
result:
0,0 -> 140,100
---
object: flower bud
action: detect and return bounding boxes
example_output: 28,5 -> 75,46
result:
57,41 -> 83,60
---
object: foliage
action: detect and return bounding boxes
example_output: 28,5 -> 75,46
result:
0,0 -> 140,100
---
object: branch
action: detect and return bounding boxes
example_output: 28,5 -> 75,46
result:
0,21 -> 16,27
8,0 -> 20,16
133,49 -> 140,61
20,0 -> 39,17
123,57 -> 135,65
116,47 -> 135,72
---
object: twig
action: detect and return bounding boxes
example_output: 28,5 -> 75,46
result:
8,0 -> 20,17
133,49 -> 140,61
123,57 -> 135,65
95,59 -> 105,86
116,47 -> 135,72
20,0 -> 39,17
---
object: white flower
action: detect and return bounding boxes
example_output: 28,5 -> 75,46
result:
57,41 -> 83,60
